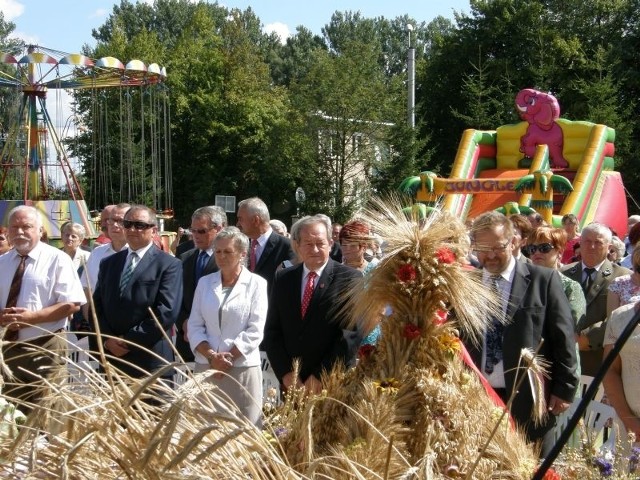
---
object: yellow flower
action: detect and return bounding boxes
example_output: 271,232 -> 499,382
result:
438,334 -> 461,358
372,378 -> 401,395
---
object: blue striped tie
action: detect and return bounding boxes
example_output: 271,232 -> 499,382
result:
120,252 -> 138,294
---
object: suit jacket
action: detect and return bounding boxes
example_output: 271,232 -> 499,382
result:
188,268 -> 268,366
254,232 -> 296,296
176,248 -> 218,361
93,246 -> 183,378
262,259 -> 361,383
561,260 -> 630,375
465,261 -> 578,442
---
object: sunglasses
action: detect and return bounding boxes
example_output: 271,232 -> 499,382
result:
528,243 -> 554,254
190,227 -> 215,235
122,220 -> 155,231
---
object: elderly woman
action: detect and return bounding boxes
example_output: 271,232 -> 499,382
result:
603,301 -> 640,441
188,226 -> 268,425
339,220 -> 376,274
60,222 -> 90,269
0,226 -> 12,255
607,248 -> 640,317
528,226 -> 585,378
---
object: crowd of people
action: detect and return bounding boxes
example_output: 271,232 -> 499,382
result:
2,201 -> 640,455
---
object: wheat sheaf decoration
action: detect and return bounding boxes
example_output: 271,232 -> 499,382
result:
274,197 -> 540,478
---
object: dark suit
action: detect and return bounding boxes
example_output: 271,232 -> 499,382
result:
465,261 -> 578,454
176,248 -> 218,361
561,260 -> 630,376
253,231 -> 296,295
93,247 -> 183,378
263,260 -> 361,383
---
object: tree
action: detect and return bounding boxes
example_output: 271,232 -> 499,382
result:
291,39 -> 405,221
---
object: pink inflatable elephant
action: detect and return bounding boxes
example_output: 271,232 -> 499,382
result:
515,89 -> 569,169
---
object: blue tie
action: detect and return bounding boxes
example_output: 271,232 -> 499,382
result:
120,252 -> 138,294
195,250 -> 209,282
485,275 -> 504,374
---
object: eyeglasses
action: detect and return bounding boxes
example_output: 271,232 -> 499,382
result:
0,236 -> 6,241
472,242 -> 511,255
122,220 -> 155,230
528,243 -> 555,254
190,226 -> 216,235
108,218 -> 125,226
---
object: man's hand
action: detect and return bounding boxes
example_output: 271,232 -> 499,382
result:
576,334 -> 590,351
304,374 -> 323,395
182,319 -> 189,342
282,372 -> 303,390
104,337 -> 130,357
548,394 -> 571,416
0,307 -> 33,329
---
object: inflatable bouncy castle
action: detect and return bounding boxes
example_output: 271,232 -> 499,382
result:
400,89 -> 627,235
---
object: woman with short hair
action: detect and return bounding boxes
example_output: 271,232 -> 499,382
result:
188,226 -> 268,425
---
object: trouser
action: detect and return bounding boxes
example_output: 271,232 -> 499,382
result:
2,330 -> 68,417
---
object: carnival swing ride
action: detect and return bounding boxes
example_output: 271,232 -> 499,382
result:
0,45 -> 171,240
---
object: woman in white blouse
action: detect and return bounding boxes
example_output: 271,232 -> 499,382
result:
187,226 -> 268,425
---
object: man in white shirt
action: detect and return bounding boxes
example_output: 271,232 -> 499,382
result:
0,205 -> 86,413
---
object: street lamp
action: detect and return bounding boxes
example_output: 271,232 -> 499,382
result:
406,24 -> 415,129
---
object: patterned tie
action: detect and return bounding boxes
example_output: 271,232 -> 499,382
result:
582,267 -> 596,294
485,274 -> 504,375
120,252 -> 139,294
4,255 -> 27,341
301,271 -> 317,318
249,239 -> 259,272
195,250 -> 209,281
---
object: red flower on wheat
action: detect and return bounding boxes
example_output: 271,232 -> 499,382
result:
403,323 -> 421,340
436,247 -> 456,264
358,344 -> 375,359
397,264 -> 417,283
434,309 -> 448,326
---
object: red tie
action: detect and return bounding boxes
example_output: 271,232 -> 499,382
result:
301,271 -> 317,318
4,255 -> 27,341
249,239 -> 258,271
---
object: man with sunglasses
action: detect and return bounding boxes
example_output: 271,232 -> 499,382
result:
176,206 -> 226,362
465,211 -> 578,457
93,205 -> 183,385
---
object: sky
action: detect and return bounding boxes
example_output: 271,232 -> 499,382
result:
1,0 -> 470,53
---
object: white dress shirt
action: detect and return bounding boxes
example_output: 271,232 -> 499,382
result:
0,242 -> 86,340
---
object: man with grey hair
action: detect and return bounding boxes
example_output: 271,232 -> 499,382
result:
263,214 -> 361,396
562,222 -> 630,376
236,197 -> 295,295
177,205 -> 226,361
0,205 -> 86,414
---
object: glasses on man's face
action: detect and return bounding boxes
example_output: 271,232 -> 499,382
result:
122,220 -> 155,231
528,243 -> 555,254
108,218 -> 125,226
190,226 -> 215,235
472,242 -> 510,255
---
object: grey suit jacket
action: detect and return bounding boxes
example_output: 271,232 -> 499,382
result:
561,260 -> 630,375
465,261 -> 578,443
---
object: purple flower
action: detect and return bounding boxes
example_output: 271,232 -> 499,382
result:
593,457 -> 613,476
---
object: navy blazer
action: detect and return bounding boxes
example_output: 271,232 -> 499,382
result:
465,261 -> 578,442
253,232 -> 296,296
93,246 -> 183,378
263,259 -> 361,383
175,248 -> 218,361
